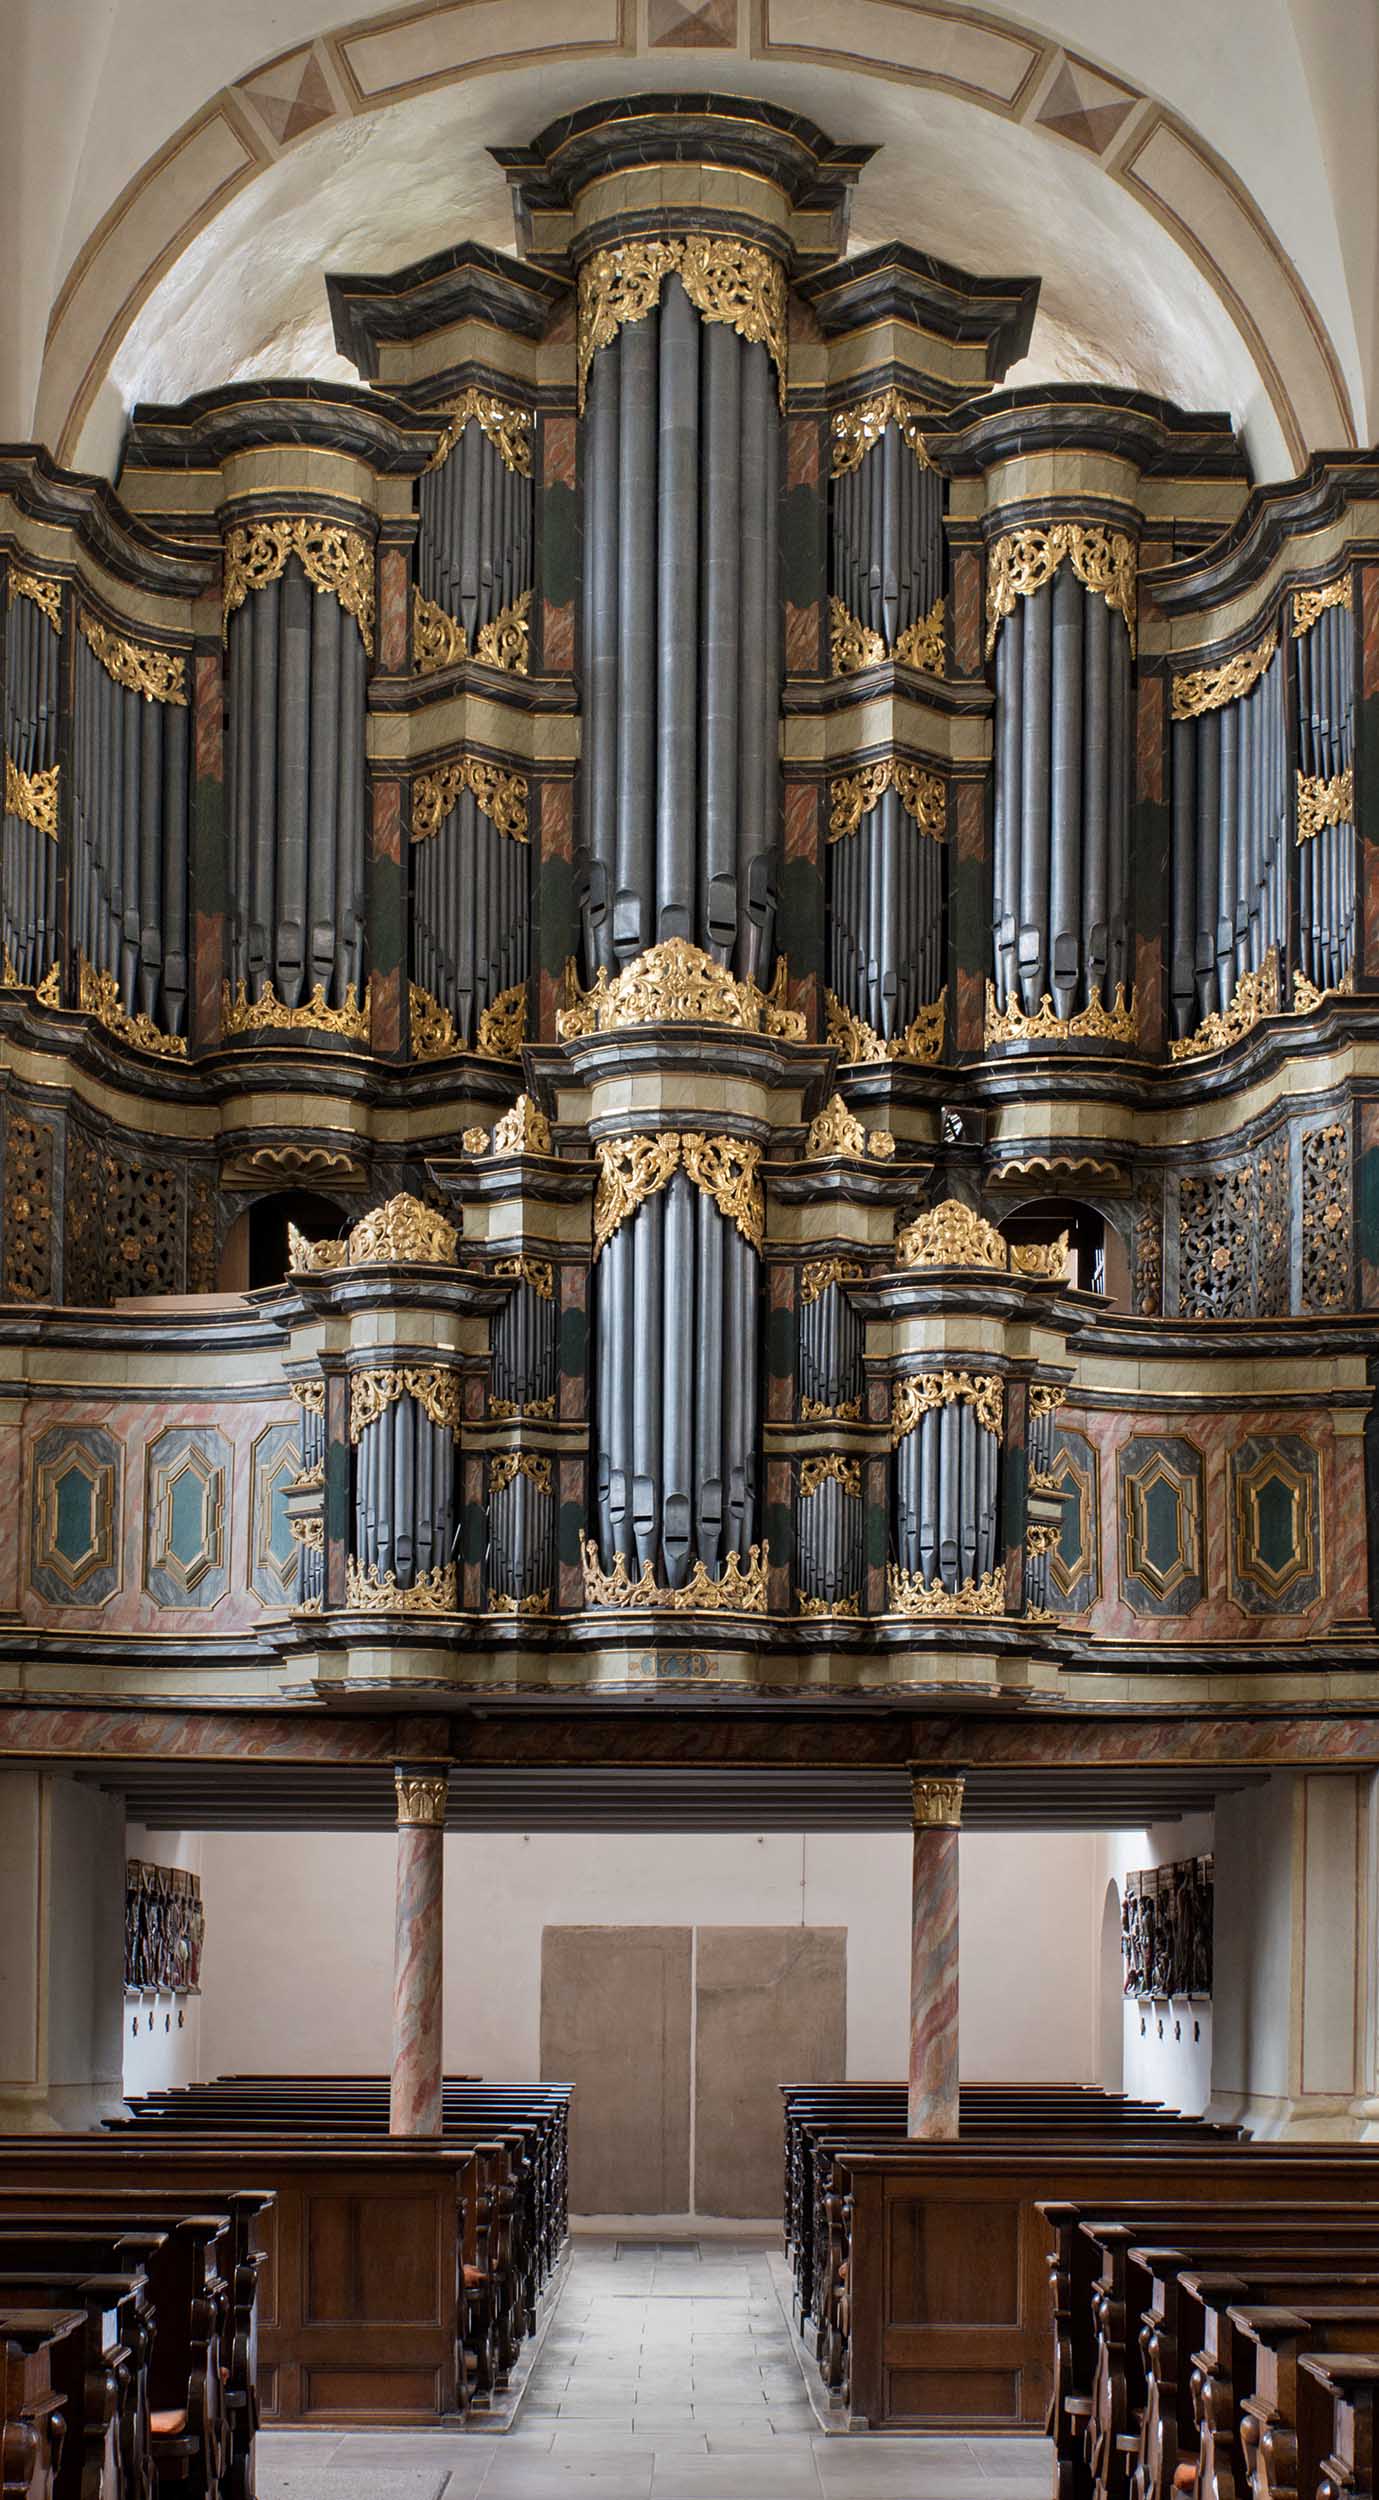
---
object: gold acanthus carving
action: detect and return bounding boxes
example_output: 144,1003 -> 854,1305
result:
491,1393 -> 556,1420
806,1095 -> 863,1159
800,1258 -> 863,1305
287,1225 -> 348,1272
984,981 -> 1138,1049
801,1395 -> 862,1422
1292,576 -> 1351,637
985,524 -> 1137,659
424,388 -> 533,476
289,1513 -> 324,1551
493,1093 -> 553,1158
8,568 -> 62,631
1293,965 -> 1354,1013
580,1533 -> 768,1614
1296,766 -> 1353,842
895,1198 -> 1007,1272
412,587 -> 467,674
1010,1234 -> 1069,1281
222,977 -> 371,1042
491,1451 -> 552,1496
830,389 -> 936,475
828,757 -> 945,844
475,590 -> 531,675
408,983 -> 459,1061
1169,947 -> 1280,1061
1028,1383 -> 1068,1419
349,1365 -> 464,1444
222,518 -> 375,656
291,1462 -> 325,1492
395,1769 -> 449,1825
1025,1520 -> 1060,1557
77,956 -> 187,1058
487,1590 -> 551,1615
1171,628 -> 1277,720
412,755 -> 528,844
912,1774 -> 966,1828
288,1378 -> 326,1418
797,1588 -> 861,1617
0,954 -> 60,996
799,1455 -> 861,1499
891,1370 -> 1004,1444
826,986 -> 945,1067
411,978 -> 527,1062
346,1558 -> 458,1613
592,1131 -> 764,1258
1027,1466 -> 1061,1494
830,595 -> 946,679
78,608 -> 187,704
557,940 -> 805,1041
888,1565 -> 1004,1618
348,1193 -> 457,1265
576,234 -> 787,414
494,1254 -> 555,1301
5,754 -> 59,837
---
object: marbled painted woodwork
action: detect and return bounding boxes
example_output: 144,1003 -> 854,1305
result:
1118,1433 -> 1204,1616
390,1817 -> 444,2136
908,1823 -> 960,2139
1048,1425 -> 1099,1613
1230,1433 -> 1324,1613
249,1422 -> 302,1605
145,1427 -> 232,1608
29,1424 -> 122,1605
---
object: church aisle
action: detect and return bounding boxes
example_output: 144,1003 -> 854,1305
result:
257,2236 -> 1052,2497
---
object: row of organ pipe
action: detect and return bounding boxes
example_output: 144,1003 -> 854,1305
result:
490,1268 -> 559,1415
416,414 -> 532,652
1024,1391 -> 1056,1618
2,586 -> 61,987
1169,637 -> 1289,1037
71,623 -> 189,1034
486,1464 -> 556,1610
411,787 -> 528,1047
797,1275 -> 864,1417
795,1469 -> 864,1612
829,422 -> 944,649
1296,592 -> 1355,999
296,1397 -> 325,1611
893,1393 -> 1001,1593
992,567 -> 1132,1020
826,790 -> 945,1043
353,1393 -> 456,1589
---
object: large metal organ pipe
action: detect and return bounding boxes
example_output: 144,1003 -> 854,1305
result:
797,1263 -> 865,1420
578,269 -> 783,981
1169,630 -> 1288,1044
2,572 -> 62,990
70,610 -> 190,1038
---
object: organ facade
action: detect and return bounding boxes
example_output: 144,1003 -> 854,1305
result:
0,93 -> 1376,1710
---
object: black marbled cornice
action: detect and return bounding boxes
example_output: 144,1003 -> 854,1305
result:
495,92 -> 871,224
781,666 -> 993,726
121,381 -> 441,478
849,1275 -> 1070,1326
370,664 -> 578,718
0,444 -> 216,596
528,1031 -> 833,1096
796,244 -> 1038,382
0,1301 -> 284,1355
1059,1309 -> 1379,1365
326,242 -> 570,378
768,1164 -> 929,1206
1144,449 -> 1379,615
428,1156 -> 593,1211
937,386 -> 1245,484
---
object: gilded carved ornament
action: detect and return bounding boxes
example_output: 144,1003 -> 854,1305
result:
289,1513 -> 324,1552
828,758 -> 945,844
830,389 -> 936,476
491,1393 -> 555,1420
1025,1520 -> 1060,1558
888,1564 -> 1004,1618
891,1370 -> 1004,1444
5,754 -> 59,838
805,1095 -> 895,1161
799,1257 -> 863,1306
829,595 -> 945,679
1169,947 -> 1280,1061
558,940 -> 804,1042
1028,1382 -> 1068,1419
78,957 -> 187,1058
801,1394 -> 862,1422
490,1451 -> 552,1496
424,389 -> 533,476
1292,576 -> 1351,637
349,1366 -> 464,1444
286,1225 -> 347,1273
799,1455 -> 861,1499
409,979 -> 527,1061
78,608 -> 187,705
895,1198 -> 1007,1272
984,981 -> 1138,1049
797,1588 -> 860,1617
592,1130 -> 764,1259
580,1533 -> 768,1614
8,567 -> 62,631
222,518 -> 375,657
395,1769 -> 449,1825
288,1377 -> 326,1418
411,586 -> 531,678
1296,767 -> 1353,842
346,1557 -> 458,1613
1293,965 -> 1354,1013
412,755 -> 528,844
1009,1234 -> 1069,1282
492,1093 -> 553,1158
984,524 -> 1137,659
576,234 -> 788,415
487,1590 -> 551,1616
1170,627 -> 1277,720
348,1193 -> 458,1265
0,953 -> 60,997
826,987 -> 945,1068
221,976 -> 371,1042
912,1774 -> 965,1828
494,1254 -> 555,1301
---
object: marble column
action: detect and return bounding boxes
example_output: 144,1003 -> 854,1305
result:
907,1773 -> 964,2139
389,1765 -> 448,2136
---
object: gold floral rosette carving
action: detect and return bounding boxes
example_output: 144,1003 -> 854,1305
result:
895,1199 -> 1008,1271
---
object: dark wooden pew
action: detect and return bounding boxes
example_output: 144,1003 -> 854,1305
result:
1296,2353 -> 1379,2500
1,2311 -> 85,2500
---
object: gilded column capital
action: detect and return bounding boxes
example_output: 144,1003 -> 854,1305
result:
395,1766 -> 449,1828
910,1773 -> 965,1829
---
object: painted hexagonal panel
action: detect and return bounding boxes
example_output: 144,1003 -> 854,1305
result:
1048,1426 -> 1100,1613
1230,1433 -> 1323,1614
31,1424 -> 122,1605
250,1422 -> 302,1605
1118,1434 -> 1203,1617
145,1427 -> 231,1609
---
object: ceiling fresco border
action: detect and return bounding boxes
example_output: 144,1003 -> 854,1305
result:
33,0 -> 1357,480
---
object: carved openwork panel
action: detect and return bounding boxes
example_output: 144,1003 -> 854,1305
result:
1229,1433 -> 1323,1614
1047,1426 -> 1100,1613
145,1427 -> 232,1608
30,1423 -> 123,1605
1118,1434 -> 1203,1616
2,1108 -> 55,1301
65,1123 -> 185,1304
1300,1121 -> 1352,1311
1178,1140 -> 1288,1319
1122,1856 -> 1213,1998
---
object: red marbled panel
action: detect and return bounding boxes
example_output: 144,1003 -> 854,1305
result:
954,778 -> 983,865
785,418 -> 820,490
377,547 -> 410,675
390,1820 -> 444,2135
540,777 -> 574,861
542,416 -> 577,491
785,600 -> 820,674
542,599 -> 575,672
1136,671 -> 1165,807
783,779 -> 818,864
951,550 -> 983,679
908,1823 -> 959,2137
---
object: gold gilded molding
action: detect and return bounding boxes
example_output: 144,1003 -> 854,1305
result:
349,1193 -> 457,1265
912,1773 -> 966,1827
888,1565 -> 1004,1618
425,388 -> 533,476
826,986 -> 945,1066
891,1370 -> 1004,1444
800,1257 -> 862,1305
78,608 -> 186,705
222,976 -> 371,1042
5,754 -> 59,837
829,596 -> 947,680
828,756 -> 945,844
492,1093 -> 552,1158
1010,1234 -> 1069,1281
580,1533 -> 768,1614
475,589 -> 531,676
984,981 -> 1138,1048
347,1558 -> 458,1613
576,234 -> 787,414
412,755 -> 528,844
8,568 -> 62,632
799,1455 -> 861,1499
558,940 -> 805,1042
895,1198 -> 1007,1272
477,980 -> 528,1060
491,1451 -> 552,1496
1170,627 -> 1277,720
77,957 -> 187,1058
801,1394 -> 862,1422
797,1588 -> 861,1617
349,1364 -> 463,1444
1296,766 -> 1353,842
1028,1382 -> 1068,1420
830,389 -> 935,475
985,523 -> 1137,659
412,586 -> 467,674
592,1129 -> 764,1257
222,518 -> 375,656
1292,576 -> 1351,637
395,1768 -> 449,1825
1169,946 -> 1280,1060
494,1254 -> 555,1301
806,1094 -> 866,1158
1293,965 -> 1355,1013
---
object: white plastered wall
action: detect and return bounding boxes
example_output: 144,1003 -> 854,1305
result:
1098,1815 -> 1215,2120
120,1823 -> 204,2098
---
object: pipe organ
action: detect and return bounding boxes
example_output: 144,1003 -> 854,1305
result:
2,89 -> 1379,1699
